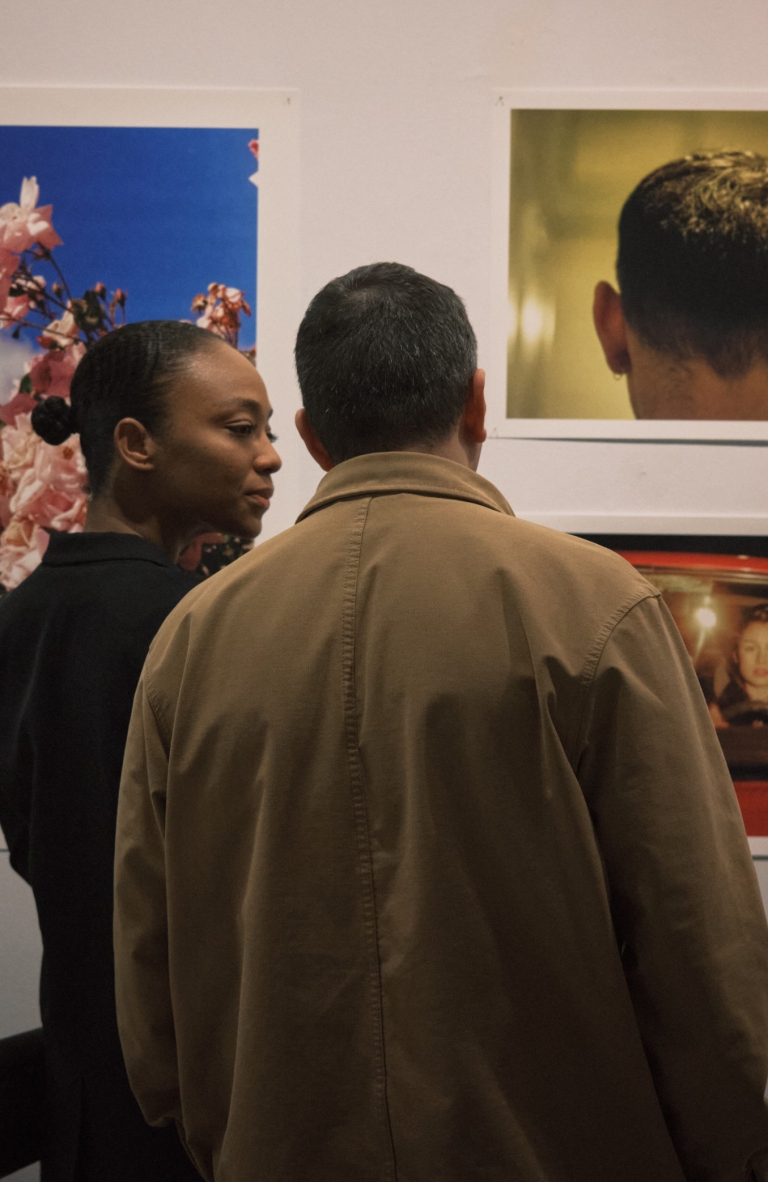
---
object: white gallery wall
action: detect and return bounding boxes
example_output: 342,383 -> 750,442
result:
2,0 -> 768,1155
0,0 -> 762,539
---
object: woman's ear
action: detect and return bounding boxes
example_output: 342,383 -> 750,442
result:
113,418 -> 158,473
593,281 -> 631,376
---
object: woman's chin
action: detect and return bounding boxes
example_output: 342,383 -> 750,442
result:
209,510 -> 263,539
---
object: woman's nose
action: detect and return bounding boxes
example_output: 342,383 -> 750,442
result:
256,442 -> 282,472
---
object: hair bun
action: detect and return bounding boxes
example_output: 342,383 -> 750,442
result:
31,396 -> 76,445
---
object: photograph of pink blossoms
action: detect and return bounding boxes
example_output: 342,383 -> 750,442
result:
0,125 -> 259,593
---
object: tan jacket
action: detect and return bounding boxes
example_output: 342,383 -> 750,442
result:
114,453 -> 768,1182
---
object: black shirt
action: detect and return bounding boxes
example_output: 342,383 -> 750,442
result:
0,532 -> 200,1181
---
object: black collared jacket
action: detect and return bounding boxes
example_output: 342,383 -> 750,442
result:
0,531 -> 200,1181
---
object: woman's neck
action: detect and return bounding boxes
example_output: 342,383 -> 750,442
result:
84,497 -> 184,561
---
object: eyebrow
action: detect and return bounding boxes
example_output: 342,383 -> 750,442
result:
218,398 -> 273,418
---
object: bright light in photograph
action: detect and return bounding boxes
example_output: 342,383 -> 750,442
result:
519,294 -> 555,350
694,606 -> 718,629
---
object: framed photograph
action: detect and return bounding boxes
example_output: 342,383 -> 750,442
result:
0,87 -> 301,590
0,86 -> 302,586
583,532 -> 768,847
490,90 -> 768,441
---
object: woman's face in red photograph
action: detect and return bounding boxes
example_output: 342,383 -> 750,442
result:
738,621 -> 768,699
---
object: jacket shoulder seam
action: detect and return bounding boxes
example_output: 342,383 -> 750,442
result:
143,672 -> 173,752
567,587 -> 661,767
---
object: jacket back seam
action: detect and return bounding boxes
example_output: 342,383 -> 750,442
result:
341,496 -> 398,1180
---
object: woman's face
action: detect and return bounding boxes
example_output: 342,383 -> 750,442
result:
151,341 -> 282,540
737,621 -> 768,696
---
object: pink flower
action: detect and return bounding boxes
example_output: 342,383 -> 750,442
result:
0,462 -> 13,528
0,411 -> 86,586
0,391 -> 37,427
193,283 -> 251,343
7,421 -> 87,532
177,532 -> 223,571
1,272 -> 46,325
1,293 -> 31,326
0,516 -> 49,590
29,313 -> 85,399
0,248 -> 18,308
195,307 -> 222,335
0,177 -> 62,254
38,309 -> 79,349
28,340 -> 86,400
1,412 -> 40,482
248,138 -> 259,161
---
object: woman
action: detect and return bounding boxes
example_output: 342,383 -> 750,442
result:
710,603 -> 768,728
0,320 -> 281,1181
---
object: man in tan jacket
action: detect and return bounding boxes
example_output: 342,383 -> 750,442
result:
114,263 -> 768,1182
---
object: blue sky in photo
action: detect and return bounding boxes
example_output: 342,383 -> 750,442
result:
0,125 -> 258,349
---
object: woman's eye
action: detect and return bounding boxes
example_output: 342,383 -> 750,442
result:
267,430 -> 278,443
228,423 -> 255,436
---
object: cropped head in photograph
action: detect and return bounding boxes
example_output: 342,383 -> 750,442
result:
593,150 -> 768,419
294,262 -> 485,468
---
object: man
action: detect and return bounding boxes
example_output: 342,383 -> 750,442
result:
115,263 -> 768,1181
593,150 -> 768,419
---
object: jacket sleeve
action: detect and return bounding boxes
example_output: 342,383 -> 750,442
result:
113,671 -> 181,1130
576,593 -> 768,1181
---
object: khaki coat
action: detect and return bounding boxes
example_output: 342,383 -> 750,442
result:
114,453 -> 768,1182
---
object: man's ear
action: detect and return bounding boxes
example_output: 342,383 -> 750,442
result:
113,418 -> 157,473
593,281 -> 631,376
295,408 -> 335,472
462,368 -> 487,446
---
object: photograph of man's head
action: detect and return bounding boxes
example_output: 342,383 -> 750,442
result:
506,110 -> 768,421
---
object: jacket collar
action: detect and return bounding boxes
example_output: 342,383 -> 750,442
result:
42,531 -> 178,568
296,452 -> 515,523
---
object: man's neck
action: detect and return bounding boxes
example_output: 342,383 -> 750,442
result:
400,432 -> 480,471
627,331 -> 768,419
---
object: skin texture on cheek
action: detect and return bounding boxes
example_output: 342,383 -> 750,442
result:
154,344 -> 280,540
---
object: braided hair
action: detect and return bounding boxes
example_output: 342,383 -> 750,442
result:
31,320 -> 220,495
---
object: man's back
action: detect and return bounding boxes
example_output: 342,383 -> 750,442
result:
115,454 -> 768,1182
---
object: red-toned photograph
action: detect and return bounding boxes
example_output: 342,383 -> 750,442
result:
594,542 -> 768,836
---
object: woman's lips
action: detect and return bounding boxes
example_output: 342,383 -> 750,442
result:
246,488 -> 273,511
